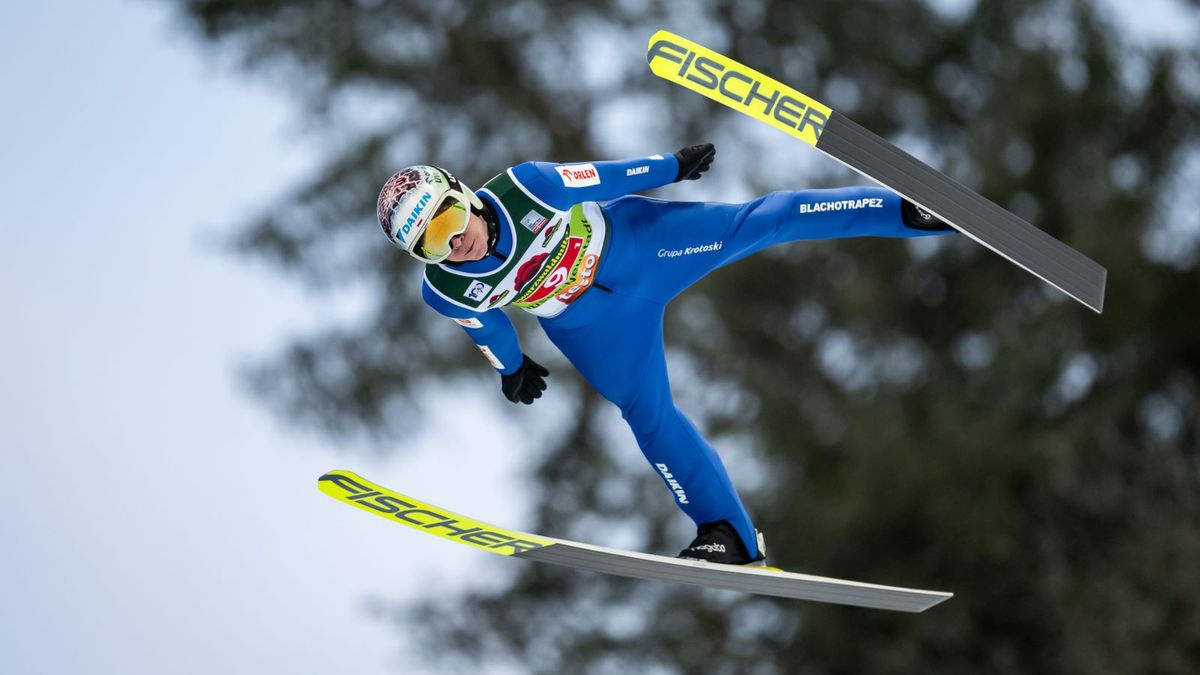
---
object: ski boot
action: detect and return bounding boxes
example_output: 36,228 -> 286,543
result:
677,520 -> 767,566
901,199 -> 953,231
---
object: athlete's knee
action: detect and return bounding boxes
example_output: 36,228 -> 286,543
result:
623,389 -> 690,448
730,191 -> 789,237
736,190 -> 788,215
620,396 -> 668,443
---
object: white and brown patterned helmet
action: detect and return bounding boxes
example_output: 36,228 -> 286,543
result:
376,165 -> 484,263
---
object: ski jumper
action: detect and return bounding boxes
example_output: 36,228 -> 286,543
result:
421,153 -> 950,557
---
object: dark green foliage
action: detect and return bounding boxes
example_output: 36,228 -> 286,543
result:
172,0 -> 1200,672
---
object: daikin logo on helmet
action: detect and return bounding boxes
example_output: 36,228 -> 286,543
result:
395,191 -> 433,245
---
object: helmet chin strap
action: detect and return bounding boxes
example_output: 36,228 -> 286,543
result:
476,200 -> 500,255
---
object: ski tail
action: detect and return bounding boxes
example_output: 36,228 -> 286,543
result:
646,29 -> 1107,313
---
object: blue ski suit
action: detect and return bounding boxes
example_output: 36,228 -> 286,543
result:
421,152 -> 951,557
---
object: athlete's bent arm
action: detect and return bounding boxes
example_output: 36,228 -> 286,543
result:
421,281 -> 548,404
422,281 -> 523,372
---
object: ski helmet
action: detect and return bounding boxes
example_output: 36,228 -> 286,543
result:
376,165 -> 485,263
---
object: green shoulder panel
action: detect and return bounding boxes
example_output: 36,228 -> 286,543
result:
423,168 -> 610,318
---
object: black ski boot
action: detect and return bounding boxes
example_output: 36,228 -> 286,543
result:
901,199 -> 954,231
677,520 -> 767,566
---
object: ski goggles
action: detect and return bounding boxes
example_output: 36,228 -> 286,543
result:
409,192 -> 472,263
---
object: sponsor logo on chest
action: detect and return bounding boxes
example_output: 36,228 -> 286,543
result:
518,237 -> 585,304
464,280 -> 493,301
556,254 -> 599,305
487,290 -> 510,307
520,209 -> 549,233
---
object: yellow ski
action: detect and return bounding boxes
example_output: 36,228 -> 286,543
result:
647,30 -> 1107,313
318,470 -> 551,555
318,470 -> 952,612
647,30 -> 831,147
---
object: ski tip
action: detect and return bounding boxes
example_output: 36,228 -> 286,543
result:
646,29 -> 677,66
647,28 -> 676,51
318,468 -> 353,484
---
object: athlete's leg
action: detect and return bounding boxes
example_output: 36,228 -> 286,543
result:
539,292 -> 760,557
599,187 -> 950,302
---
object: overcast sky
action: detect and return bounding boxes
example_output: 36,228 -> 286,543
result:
1,1 -> 1195,674
0,2 -> 534,674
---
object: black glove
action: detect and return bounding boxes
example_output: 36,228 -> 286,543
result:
501,355 -> 549,405
673,143 -> 716,182
900,199 -> 954,232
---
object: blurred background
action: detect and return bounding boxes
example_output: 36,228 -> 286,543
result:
2,0 -> 1197,673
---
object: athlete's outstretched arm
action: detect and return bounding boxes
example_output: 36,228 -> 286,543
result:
511,147 -> 697,210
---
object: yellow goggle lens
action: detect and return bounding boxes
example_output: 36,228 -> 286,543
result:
418,199 -> 469,260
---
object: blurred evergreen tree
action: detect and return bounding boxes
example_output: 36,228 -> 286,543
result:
173,0 -> 1199,672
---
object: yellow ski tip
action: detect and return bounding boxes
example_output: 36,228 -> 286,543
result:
646,29 -> 831,147
317,470 -> 553,556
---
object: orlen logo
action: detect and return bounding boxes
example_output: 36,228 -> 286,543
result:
558,164 -> 600,188
397,191 -> 432,243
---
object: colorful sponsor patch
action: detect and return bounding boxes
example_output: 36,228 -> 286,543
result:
557,163 -> 600,187
453,317 -> 484,329
464,280 -> 493,301
540,222 -> 560,246
513,253 -> 550,290
520,237 -> 584,305
488,290 -> 510,307
520,210 -> 549,233
557,254 -> 599,305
